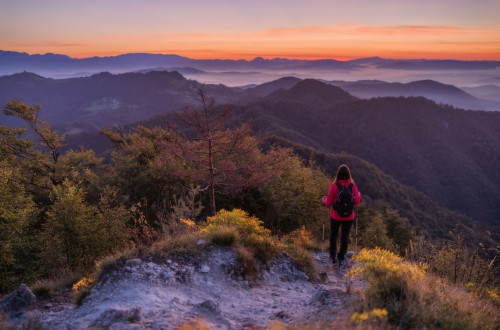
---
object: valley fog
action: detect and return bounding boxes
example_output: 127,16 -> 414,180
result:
180,67 -> 500,88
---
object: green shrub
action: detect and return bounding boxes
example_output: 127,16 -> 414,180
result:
202,209 -> 270,238
0,161 -> 35,293
202,209 -> 278,264
261,155 -> 331,235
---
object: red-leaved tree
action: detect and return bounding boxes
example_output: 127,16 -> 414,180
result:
158,87 -> 285,216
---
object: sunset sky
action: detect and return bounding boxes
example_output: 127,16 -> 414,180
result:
1,0 -> 499,60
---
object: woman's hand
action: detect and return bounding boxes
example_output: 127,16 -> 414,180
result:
321,196 -> 327,205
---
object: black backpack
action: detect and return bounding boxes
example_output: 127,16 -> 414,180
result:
333,182 -> 354,217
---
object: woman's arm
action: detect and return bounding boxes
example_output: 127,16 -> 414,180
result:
323,183 -> 337,206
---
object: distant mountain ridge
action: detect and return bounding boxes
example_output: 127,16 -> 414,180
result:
327,79 -> 500,111
0,71 -> 240,127
2,50 -> 500,78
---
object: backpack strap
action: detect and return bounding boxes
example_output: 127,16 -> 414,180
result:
335,182 -> 342,191
348,183 -> 353,191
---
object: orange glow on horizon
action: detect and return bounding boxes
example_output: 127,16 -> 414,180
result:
5,24 -> 500,61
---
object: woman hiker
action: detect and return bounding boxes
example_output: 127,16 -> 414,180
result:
322,164 -> 361,266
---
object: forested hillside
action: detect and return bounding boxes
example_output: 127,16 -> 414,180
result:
231,80 -> 500,231
0,71 -> 239,128
1,73 -> 498,234
260,136 -> 475,241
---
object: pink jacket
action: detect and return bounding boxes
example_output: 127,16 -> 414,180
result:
323,179 -> 361,220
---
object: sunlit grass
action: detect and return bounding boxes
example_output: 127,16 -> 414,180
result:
348,248 -> 500,329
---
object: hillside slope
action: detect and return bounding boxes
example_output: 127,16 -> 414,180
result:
0,71 -> 239,128
232,80 -> 500,228
261,137 -> 474,240
328,79 -> 500,111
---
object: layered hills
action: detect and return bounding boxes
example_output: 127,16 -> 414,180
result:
1,71 -> 498,239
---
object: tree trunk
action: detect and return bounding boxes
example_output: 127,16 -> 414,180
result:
208,136 -> 216,216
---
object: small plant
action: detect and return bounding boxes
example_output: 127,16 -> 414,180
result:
350,308 -> 388,324
282,244 -> 316,281
72,277 -> 95,306
202,209 -> 278,264
235,245 -> 256,280
280,227 -> 318,280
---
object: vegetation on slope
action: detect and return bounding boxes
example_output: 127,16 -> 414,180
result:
348,248 -> 499,329
231,81 -> 500,230
1,93 -> 498,330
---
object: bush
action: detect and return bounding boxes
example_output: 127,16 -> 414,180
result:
0,162 -> 35,293
348,248 -> 500,329
202,209 -> 270,239
202,209 -> 278,263
358,213 -> 397,252
42,180 -> 133,275
261,155 -> 331,235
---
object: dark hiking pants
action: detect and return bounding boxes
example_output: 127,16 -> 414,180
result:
330,218 -> 353,262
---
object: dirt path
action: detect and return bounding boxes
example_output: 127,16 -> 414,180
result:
24,248 -> 355,329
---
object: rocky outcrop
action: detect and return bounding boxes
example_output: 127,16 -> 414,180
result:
0,284 -> 36,317
17,248 -> 355,329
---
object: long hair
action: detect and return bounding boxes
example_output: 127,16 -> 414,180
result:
334,164 -> 355,184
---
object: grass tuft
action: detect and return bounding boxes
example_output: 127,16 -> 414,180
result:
206,225 -> 239,246
147,231 -> 204,259
94,248 -> 137,280
280,227 -> 318,280
243,233 -> 277,263
30,280 -> 55,299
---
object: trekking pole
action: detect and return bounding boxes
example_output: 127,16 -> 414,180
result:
322,207 -> 326,255
355,214 -> 358,254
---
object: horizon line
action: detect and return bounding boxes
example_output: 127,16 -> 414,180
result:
2,49 -> 500,62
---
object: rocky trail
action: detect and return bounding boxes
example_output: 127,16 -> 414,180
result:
4,247 -> 358,329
